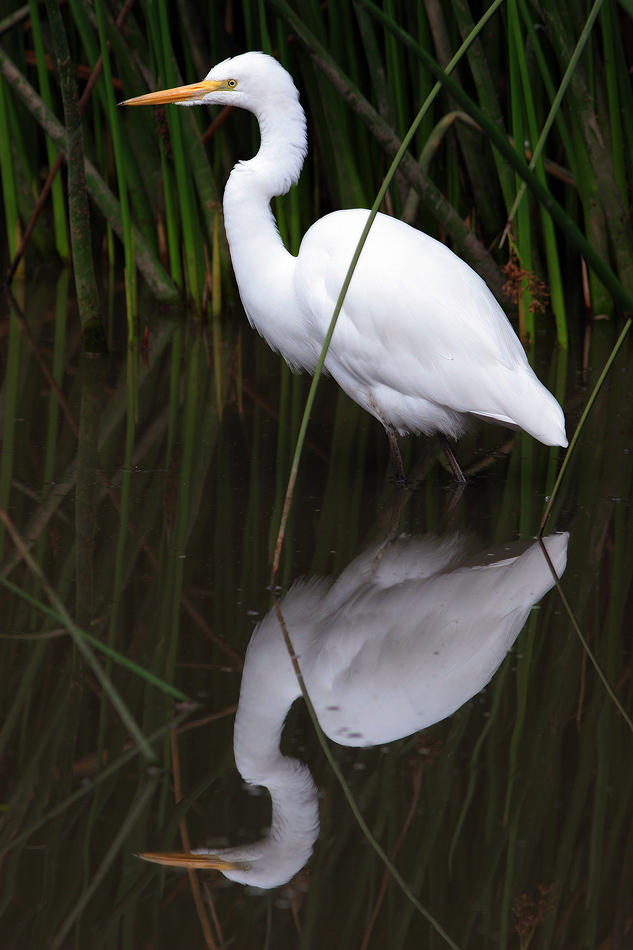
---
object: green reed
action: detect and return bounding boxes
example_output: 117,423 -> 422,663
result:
2,0 -> 632,348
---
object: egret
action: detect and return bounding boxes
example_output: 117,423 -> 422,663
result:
139,531 -> 568,887
123,52 -> 567,481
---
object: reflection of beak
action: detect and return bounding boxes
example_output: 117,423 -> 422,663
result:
121,80 -> 221,107
137,850 -> 248,871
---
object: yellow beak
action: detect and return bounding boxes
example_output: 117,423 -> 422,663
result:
136,850 -> 247,871
121,80 -> 222,107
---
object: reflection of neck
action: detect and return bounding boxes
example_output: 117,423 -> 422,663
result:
232,629 -> 319,857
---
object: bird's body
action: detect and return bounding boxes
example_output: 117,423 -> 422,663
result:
123,52 -> 568,467
293,210 -> 562,442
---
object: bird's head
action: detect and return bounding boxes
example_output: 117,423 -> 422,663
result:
137,833 -> 311,889
137,847 -> 252,883
120,51 -> 299,115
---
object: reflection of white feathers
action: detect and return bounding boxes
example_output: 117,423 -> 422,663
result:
237,533 -> 568,751
141,532 -> 568,887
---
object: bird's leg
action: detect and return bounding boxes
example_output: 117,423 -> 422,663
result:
385,426 -> 407,487
439,435 -> 467,484
439,480 -> 467,528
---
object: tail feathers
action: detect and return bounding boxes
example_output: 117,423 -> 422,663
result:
516,382 -> 567,447
480,368 -> 567,448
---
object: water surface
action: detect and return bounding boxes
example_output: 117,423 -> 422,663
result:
1,276 -> 632,949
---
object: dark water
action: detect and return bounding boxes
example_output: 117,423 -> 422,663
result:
1,275 -> 632,949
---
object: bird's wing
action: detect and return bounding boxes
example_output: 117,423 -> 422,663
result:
294,210 -> 536,423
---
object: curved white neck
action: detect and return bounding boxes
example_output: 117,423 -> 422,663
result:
222,96 -> 306,256
222,96 -> 309,363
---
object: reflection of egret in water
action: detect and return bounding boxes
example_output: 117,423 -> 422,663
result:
141,532 -> 568,887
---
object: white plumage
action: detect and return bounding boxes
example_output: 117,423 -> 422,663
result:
123,52 -> 568,475
138,531 -> 568,887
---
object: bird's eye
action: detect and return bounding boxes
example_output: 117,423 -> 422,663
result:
227,79 -> 237,88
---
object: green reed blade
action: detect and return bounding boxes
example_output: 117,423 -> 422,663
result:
539,538 -> 633,735
94,1 -> 137,335
509,0 -> 567,346
417,1 -> 500,237
0,46 -> 179,302
0,77 -> 20,264
600,0 -> 628,200
0,314 -> 21,562
539,317 -> 632,535
43,0 -> 102,346
506,0 -> 607,347
354,1 -> 394,131
107,355 -> 137,657
1,708 -> 191,860
0,576 -> 189,701
450,0 -> 514,211
50,777 -> 159,950
360,0 -> 633,314
0,636 -> 47,766
41,271 -> 70,486
155,4 -> 202,305
540,3 -> 633,298
27,0 -> 69,259
506,0 -> 603,231
507,1 -> 535,341
271,0 -> 505,296
516,0 -> 600,327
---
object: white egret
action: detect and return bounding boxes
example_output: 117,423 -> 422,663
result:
139,531 -> 568,887
123,52 -> 567,482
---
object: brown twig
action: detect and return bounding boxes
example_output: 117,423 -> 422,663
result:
170,728 -> 218,950
361,759 -> 424,950
175,704 -> 238,736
